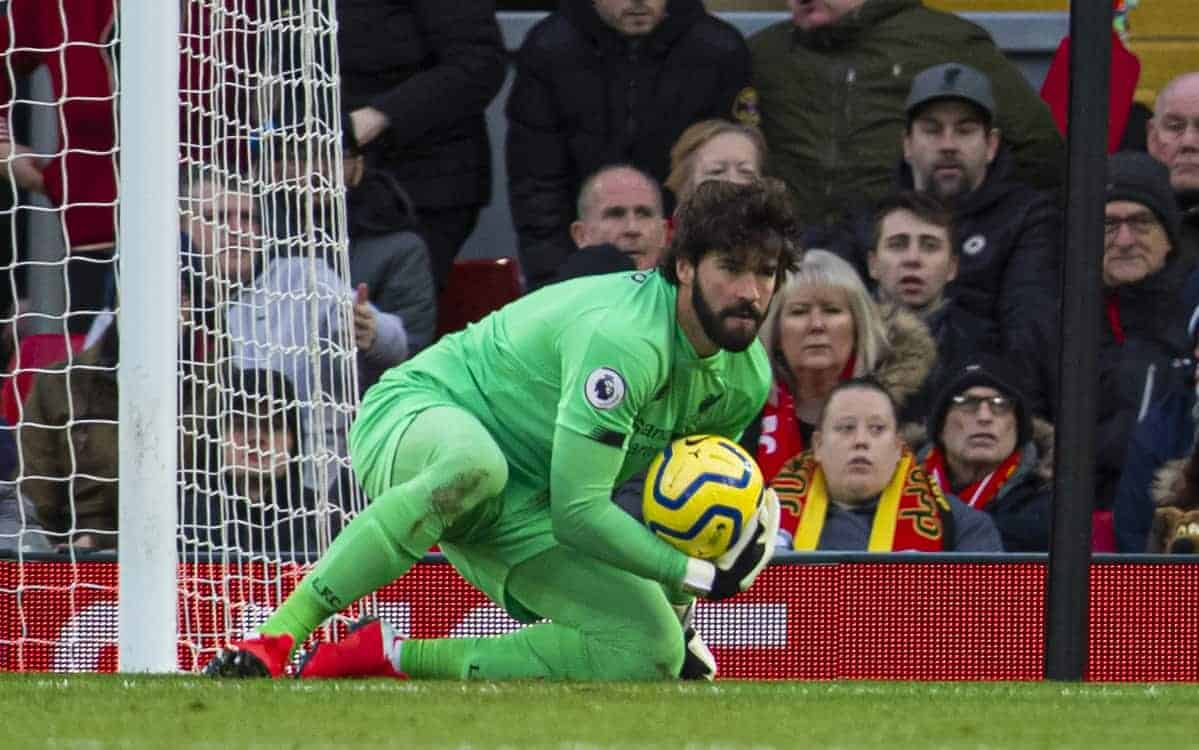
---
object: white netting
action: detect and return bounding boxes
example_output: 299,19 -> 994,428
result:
1,0 -> 368,671
178,0 -> 367,666
0,4 -> 124,546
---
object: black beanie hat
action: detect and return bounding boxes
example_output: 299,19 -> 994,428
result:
928,353 -> 1032,452
1106,151 -> 1183,252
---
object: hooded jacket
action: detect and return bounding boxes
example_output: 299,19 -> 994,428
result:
875,304 -> 938,428
1112,371 -> 1196,553
922,299 -> 1001,380
1097,257 -> 1193,508
749,0 -> 1063,229
507,0 -> 751,288
265,189 -> 418,389
337,0 -> 506,213
224,254 -> 409,490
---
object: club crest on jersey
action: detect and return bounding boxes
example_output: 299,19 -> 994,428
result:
585,367 -> 627,410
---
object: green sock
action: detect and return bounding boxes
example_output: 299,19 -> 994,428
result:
256,585 -> 330,650
400,638 -> 474,679
258,483 -> 427,649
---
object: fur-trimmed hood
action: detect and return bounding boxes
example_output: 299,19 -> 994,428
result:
1152,456 -> 1198,509
873,304 -> 936,448
1149,450 -> 1199,553
875,303 -> 937,408
1026,418 -> 1055,483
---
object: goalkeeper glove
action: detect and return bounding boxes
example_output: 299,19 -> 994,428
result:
682,488 -> 780,602
672,601 -> 716,681
681,626 -> 716,680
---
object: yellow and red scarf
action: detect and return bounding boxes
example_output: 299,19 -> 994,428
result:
756,381 -> 803,484
756,360 -> 857,484
922,448 -> 1022,511
771,449 -> 951,551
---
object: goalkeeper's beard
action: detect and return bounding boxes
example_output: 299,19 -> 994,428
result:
692,282 -> 763,353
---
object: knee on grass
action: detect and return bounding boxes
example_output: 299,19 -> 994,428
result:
590,622 -> 686,681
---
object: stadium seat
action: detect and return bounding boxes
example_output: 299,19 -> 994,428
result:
1092,509 -> 1117,553
435,257 -> 525,338
1,332 -> 88,426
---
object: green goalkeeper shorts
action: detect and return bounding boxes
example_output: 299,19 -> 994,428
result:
349,380 -> 562,623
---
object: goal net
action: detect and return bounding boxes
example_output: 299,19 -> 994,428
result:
0,0 -> 368,672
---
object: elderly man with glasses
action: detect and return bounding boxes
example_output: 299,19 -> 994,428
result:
918,354 -> 1052,552
1090,152 -> 1193,511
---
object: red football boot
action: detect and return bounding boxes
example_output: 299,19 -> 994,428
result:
204,632 -> 295,678
297,616 -> 407,679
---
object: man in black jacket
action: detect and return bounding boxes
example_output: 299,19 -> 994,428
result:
1096,152 -> 1192,509
337,0 -> 506,289
866,191 -> 999,418
807,63 -> 1061,418
507,0 -> 752,289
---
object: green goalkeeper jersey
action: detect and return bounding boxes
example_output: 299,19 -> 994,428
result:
354,269 -> 771,591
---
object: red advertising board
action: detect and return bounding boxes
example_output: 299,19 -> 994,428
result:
1,559 -> 1196,680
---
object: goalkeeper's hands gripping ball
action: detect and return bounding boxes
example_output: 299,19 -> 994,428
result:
689,488 -> 780,602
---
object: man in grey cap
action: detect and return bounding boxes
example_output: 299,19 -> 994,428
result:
902,63 -> 1001,203
810,62 -> 1062,420
749,0 -> 1063,229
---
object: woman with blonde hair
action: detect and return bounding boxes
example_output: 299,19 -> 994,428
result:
750,250 -> 936,483
665,119 -> 768,209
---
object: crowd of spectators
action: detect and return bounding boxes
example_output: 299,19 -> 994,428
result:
0,0 -> 1196,558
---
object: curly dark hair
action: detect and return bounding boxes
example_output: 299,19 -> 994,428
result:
659,178 -> 802,286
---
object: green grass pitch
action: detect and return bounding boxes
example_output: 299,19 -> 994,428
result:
4,676 -> 1196,749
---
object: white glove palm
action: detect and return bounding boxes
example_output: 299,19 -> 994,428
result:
686,488 -> 780,601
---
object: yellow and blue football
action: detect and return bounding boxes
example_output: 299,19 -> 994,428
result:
642,435 -> 764,560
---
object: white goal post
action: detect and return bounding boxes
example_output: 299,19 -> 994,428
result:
117,0 -> 181,674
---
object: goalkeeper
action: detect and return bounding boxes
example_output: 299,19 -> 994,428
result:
206,179 -> 799,681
